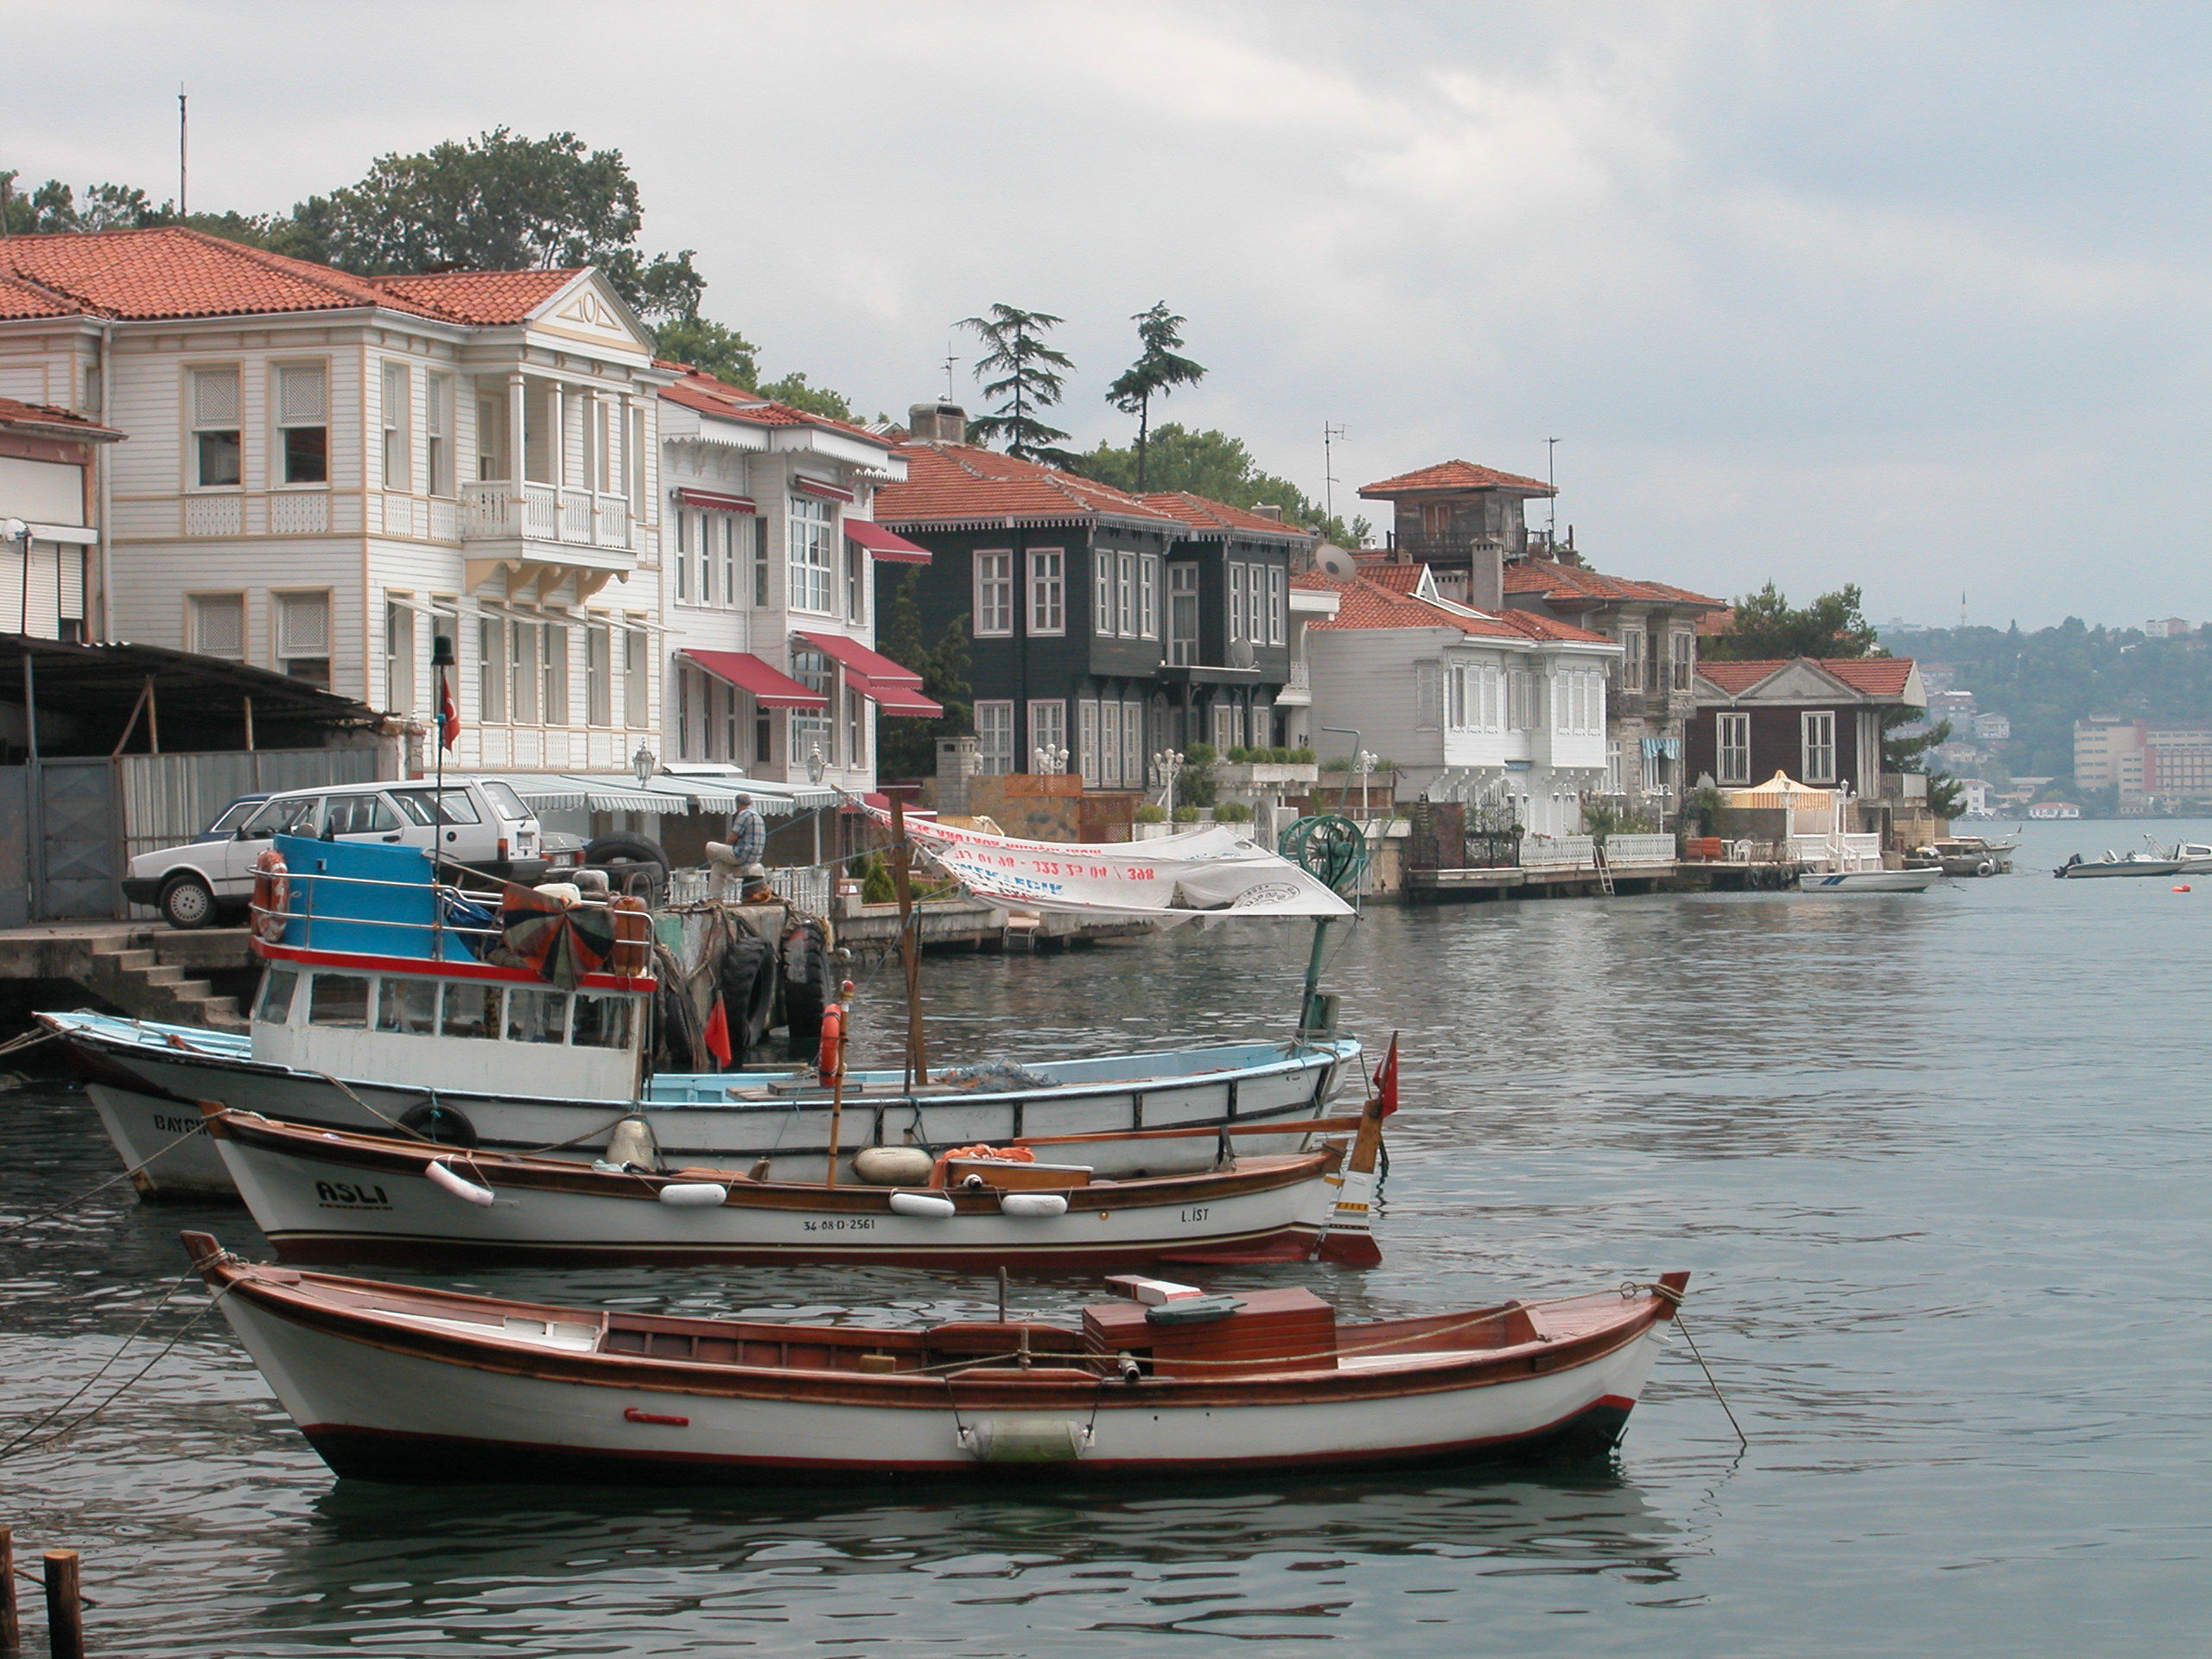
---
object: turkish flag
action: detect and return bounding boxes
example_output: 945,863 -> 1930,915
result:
1373,1032 -> 1400,1116
438,668 -> 460,751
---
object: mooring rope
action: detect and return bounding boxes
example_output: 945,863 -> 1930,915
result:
0,1121 -> 212,1237
0,1272 -> 230,1461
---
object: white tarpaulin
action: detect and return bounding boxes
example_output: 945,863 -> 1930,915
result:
852,803 -> 1355,921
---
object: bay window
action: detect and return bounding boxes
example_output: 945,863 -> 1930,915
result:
788,496 -> 836,613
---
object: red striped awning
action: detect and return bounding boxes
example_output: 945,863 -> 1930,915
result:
675,487 -> 756,512
842,518 -> 931,563
794,476 -> 855,504
795,632 -> 925,688
679,649 -> 826,709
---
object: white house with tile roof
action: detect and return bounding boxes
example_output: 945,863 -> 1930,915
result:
0,227 -> 673,773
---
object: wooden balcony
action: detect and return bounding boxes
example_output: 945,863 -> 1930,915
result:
461,480 -> 638,556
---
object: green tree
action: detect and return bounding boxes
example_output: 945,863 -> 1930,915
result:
1074,423 -> 1369,540
1703,582 -> 1882,661
959,303 -> 1075,464
653,315 -> 760,385
1107,302 -> 1206,490
875,572 -> 973,779
755,372 -> 856,423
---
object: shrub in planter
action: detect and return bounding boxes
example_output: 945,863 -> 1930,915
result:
1291,747 -> 1314,765
1133,803 -> 1167,823
1172,804 -> 1201,823
1214,802 -> 1254,823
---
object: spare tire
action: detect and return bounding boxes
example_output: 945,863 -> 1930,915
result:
584,831 -> 671,906
718,931 -> 778,1058
780,918 -> 830,1054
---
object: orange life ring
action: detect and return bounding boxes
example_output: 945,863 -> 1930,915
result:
251,850 -> 289,944
817,1002 -> 843,1084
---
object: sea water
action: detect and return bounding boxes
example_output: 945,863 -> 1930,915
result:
2,817 -> 2206,1656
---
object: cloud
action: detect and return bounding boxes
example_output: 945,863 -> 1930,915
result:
6,0 -> 2209,623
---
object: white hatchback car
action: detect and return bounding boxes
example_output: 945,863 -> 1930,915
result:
123,778 -> 550,929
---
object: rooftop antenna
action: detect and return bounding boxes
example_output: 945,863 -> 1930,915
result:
178,84 -> 188,219
1960,589 -> 1967,630
1323,421 -> 1346,528
1546,437 -> 1560,535
942,342 -> 959,403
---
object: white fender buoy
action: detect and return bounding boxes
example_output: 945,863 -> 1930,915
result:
999,1192 -> 1069,1218
425,1160 -> 495,1206
658,1182 -> 729,1207
889,1190 -> 957,1218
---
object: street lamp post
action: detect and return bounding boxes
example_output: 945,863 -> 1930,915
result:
1151,748 -> 1185,817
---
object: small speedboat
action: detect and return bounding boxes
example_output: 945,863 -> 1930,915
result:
1796,868 -> 1940,893
181,1231 -> 1689,1485
2053,850 -> 2186,879
1912,836 -> 2016,876
198,1093 -> 1386,1270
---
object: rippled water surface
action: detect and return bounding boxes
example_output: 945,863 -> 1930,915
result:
4,819 -> 2209,1656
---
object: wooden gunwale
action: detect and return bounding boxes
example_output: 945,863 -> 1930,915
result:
207,1108 -> 1338,1214
191,1245 -> 1681,1413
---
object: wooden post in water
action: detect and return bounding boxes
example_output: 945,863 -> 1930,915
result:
890,797 -> 928,1086
41,1549 -> 81,1659
1,1522 -> 20,1655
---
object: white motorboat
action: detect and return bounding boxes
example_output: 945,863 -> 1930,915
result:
2053,850 -> 2186,879
1796,868 -> 1940,893
181,1231 -> 1690,1484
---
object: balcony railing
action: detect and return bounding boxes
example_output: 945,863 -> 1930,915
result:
462,480 -> 635,552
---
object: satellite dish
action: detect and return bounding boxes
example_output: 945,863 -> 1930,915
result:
1229,638 -> 1255,670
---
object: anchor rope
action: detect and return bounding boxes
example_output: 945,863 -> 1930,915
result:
0,1273 -> 232,1461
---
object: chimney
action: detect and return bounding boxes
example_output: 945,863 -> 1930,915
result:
907,400 -> 968,444
1251,504 -> 1283,521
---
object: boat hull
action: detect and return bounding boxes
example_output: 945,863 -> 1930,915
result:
1797,869 -> 1939,893
201,1258 -> 1671,1486
206,1110 -> 1368,1269
51,1014 -> 1350,1201
2054,860 -> 2185,879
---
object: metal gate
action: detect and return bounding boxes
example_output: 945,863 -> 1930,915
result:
0,757 -> 122,923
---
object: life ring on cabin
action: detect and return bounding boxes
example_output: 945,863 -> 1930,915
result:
608,893 -> 652,977
251,850 -> 289,944
817,1001 -> 843,1084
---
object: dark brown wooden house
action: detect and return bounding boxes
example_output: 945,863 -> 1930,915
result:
1687,658 -> 1927,798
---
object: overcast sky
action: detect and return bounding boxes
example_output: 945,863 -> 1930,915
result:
9,1 -> 2209,627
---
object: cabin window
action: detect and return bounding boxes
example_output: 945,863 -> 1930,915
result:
506,988 -> 569,1044
442,982 -> 501,1040
572,993 -> 634,1049
257,969 -> 298,1024
375,977 -> 439,1036
308,973 -> 371,1028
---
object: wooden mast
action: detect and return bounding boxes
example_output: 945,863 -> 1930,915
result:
891,796 -> 928,1085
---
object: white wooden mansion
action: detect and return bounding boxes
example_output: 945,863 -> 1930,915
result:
1300,565 -> 1623,838
0,228 -> 938,794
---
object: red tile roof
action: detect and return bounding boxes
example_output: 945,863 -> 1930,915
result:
1697,657 -> 1917,699
1140,492 -> 1315,541
659,366 -> 893,448
0,227 -> 587,326
1502,556 -> 1724,609
1289,569 -> 1342,592
1308,574 -> 1611,645
1351,559 -> 1428,593
0,397 -> 120,436
875,443 -> 1180,527
1359,459 -> 1554,498
1695,607 -> 1736,636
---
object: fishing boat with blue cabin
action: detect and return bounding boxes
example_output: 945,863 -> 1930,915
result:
47,821 -> 1369,1203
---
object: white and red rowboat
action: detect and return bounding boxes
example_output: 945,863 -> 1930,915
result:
200,1096 -> 1386,1269
181,1232 -> 1690,1485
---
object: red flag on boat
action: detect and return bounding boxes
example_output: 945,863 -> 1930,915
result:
437,667 -> 460,752
1373,1032 -> 1400,1116
703,995 -> 734,1069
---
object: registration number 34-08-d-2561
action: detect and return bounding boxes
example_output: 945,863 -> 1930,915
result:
802,1218 -> 876,1233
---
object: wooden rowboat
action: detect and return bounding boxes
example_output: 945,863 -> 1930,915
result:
200,1095 -> 1385,1269
181,1231 -> 1690,1485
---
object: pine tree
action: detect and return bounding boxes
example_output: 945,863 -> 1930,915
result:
958,304 -> 1075,464
1106,303 -> 1205,491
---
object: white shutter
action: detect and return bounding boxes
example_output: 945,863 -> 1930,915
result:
1078,700 -> 1100,786
1415,663 -> 1440,731
194,594 -> 245,658
277,592 -> 330,656
1123,699 -> 1144,785
192,367 -> 239,426
57,545 -> 85,620
278,365 -> 326,425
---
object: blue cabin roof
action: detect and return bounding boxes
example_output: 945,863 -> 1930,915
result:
272,834 -> 479,963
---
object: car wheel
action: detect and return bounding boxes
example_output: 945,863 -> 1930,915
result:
160,874 -> 217,930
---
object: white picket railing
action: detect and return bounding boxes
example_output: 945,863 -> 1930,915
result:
1604,833 -> 1676,864
1518,833 -> 1596,868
